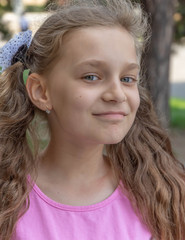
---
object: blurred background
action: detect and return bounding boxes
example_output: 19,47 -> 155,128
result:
0,0 -> 184,163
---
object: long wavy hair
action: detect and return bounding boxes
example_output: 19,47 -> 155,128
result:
0,0 -> 184,239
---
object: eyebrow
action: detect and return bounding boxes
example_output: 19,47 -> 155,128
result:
74,59 -> 140,71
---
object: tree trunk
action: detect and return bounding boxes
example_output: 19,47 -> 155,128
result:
11,0 -> 23,15
141,0 -> 175,127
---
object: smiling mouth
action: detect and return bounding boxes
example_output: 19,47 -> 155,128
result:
93,112 -> 126,120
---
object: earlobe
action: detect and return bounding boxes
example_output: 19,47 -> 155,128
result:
26,73 -> 52,111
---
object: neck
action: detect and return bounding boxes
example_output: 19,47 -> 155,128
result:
37,133 -> 113,189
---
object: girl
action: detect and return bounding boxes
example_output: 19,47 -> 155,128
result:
0,0 -> 184,239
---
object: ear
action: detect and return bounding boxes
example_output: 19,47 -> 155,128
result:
26,73 -> 52,111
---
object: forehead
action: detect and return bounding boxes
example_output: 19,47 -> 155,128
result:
59,26 -> 138,66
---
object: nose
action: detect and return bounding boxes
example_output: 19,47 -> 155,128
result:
101,80 -> 127,103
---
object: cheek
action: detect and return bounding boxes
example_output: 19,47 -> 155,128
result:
60,87 -> 95,114
69,92 -> 92,111
50,81 -> 84,110
135,93 -> 141,110
129,88 -> 140,113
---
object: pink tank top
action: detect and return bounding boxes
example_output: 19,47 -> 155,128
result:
12,180 -> 152,240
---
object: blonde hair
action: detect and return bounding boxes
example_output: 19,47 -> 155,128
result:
0,0 -> 184,239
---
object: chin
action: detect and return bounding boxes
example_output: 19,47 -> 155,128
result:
103,129 -> 131,144
101,134 -> 126,145
104,139 -> 123,145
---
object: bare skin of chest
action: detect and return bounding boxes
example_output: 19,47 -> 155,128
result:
35,165 -> 118,206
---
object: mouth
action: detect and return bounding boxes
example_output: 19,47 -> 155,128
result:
93,111 -> 127,120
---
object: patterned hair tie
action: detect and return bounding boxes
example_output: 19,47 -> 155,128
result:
0,30 -> 32,73
11,44 -> 28,66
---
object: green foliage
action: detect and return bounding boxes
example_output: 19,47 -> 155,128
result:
0,2 -> 12,13
174,2 -> 185,43
25,5 -> 45,12
170,98 -> 185,129
0,18 -> 11,40
0,3 -> 12,40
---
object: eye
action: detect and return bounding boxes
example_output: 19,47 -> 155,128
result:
84,75 -> 99,81
121,77 -> 137,83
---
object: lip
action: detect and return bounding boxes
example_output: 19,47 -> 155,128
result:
93,111 -> 127,116
93,111 -> 127,120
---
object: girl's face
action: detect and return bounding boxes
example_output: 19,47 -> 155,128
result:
46,26 -> 140,145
